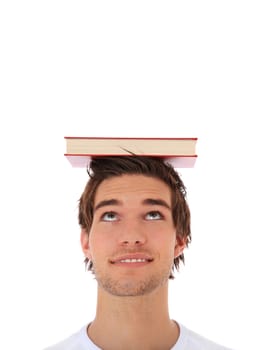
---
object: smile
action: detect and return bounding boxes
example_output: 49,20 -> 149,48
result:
119,258 -> 149,263
110,254 -> 154,265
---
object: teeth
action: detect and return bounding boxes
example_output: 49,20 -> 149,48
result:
119,258 -> 147,263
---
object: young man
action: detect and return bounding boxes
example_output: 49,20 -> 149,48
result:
44,156 -> 234,350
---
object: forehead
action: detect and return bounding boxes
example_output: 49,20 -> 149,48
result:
94,174 -> 171,204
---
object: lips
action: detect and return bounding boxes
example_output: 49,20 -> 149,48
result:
110,253 -> 153,264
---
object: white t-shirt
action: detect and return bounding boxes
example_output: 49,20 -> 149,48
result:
44,323 -> 233,350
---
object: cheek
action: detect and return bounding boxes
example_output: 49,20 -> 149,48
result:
89,232 -> 101,251
149,223 -> 176,242
88,228 -> 114,260
162,232 -> 177,255
150,229 -> 177,253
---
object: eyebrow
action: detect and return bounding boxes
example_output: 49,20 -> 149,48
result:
142,198 -> 171,210
94,199 -> 122,212
94,198 -> 171,212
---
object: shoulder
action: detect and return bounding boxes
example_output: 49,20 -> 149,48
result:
174,323 -> 234,350
43,324 -> 99,350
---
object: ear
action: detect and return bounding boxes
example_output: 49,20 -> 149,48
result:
174,235 -> 187,259
80,228 -> 92,259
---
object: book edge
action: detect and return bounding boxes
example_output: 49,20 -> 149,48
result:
64,154 -> 197,168
64,136 -> 198,141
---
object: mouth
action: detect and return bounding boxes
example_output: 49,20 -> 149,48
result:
110,254 -> 154,266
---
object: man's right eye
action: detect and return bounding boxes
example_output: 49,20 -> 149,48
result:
101,212 -> 118,222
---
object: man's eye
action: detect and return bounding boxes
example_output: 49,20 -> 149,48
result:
101,212 -> 118,222
145,211 -> 163,220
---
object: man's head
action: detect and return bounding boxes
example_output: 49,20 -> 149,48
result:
78,156 -> 191,279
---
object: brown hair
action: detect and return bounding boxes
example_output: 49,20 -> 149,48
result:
78,156 -> 191,279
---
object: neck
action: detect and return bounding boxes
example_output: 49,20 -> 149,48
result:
88,283 -> 179,350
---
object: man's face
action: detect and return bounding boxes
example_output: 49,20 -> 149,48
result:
81,174 -> 185,297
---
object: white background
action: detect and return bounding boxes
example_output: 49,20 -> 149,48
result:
0,1 -> 266,349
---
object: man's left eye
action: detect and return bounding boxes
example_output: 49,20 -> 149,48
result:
145,211 -> 163,220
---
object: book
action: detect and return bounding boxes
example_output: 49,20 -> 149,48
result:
64,136 -> 198,168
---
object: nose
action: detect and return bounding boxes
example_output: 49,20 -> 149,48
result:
118,221 -> 146,246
